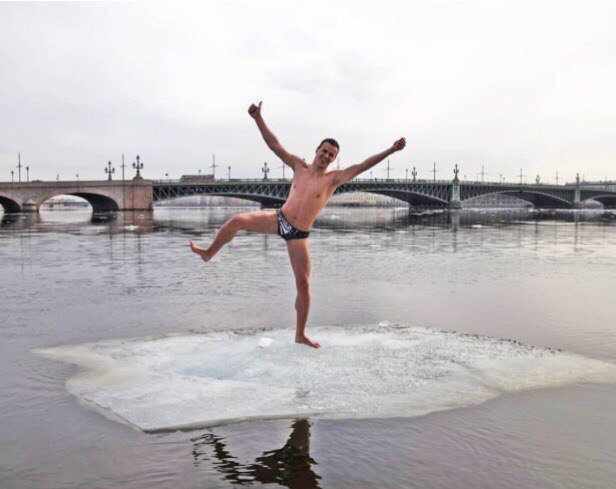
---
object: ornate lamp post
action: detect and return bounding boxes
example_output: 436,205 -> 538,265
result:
228,165 -> 231,181
132,155 -> 143,179
411,166 -> 417,182
11,170 -> 14,182
56,174 -> 60,181
105,161 -> 115,181
76,173 -> 79,182
262,161 -> 269,181
26,166 -> 30,182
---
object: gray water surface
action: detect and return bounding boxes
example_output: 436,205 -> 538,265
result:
1,207 -> 615,488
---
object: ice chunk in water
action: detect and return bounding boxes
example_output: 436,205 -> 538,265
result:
37,326 -> 616,432
258,337 -> 273,348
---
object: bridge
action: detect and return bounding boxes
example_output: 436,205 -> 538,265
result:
2,175 -> 616,213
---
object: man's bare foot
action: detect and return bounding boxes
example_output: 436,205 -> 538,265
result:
189,240 -> 213,262
295,335 -> 320,348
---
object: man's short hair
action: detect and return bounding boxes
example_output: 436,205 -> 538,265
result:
318,138 -> 340,151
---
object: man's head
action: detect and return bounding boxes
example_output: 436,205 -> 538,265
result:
314,138 -> 339,169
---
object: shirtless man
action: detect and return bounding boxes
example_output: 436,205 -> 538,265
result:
190,102 -> 406,348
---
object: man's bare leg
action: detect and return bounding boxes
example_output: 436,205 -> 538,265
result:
286,239 -> 320,348
190,210 -> 277,261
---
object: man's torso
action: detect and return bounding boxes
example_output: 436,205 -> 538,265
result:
281,163 -> 339,232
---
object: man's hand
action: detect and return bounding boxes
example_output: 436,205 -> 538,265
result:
392,137 -> 406,152
248,101 -> 262,119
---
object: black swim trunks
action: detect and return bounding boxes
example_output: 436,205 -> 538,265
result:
276,209 -> 310,241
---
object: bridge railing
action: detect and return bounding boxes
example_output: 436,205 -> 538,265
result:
152,178 -> 457,185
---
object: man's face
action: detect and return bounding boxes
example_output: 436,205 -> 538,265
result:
315,142 -> 339,169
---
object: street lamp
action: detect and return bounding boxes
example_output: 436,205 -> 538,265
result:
165,172 -> 169,181
261,162 -> 269,180
105,161 -> 115,181
26,166 -> 30,182
132,155 -> 143,178
11,170 -> 14,182
76,173 -> 79,182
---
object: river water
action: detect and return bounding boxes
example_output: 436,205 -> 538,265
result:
1,206 -> 615,488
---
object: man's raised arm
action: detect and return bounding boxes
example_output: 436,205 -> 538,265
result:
333,138 -> 406,186
248,102 -> 302,170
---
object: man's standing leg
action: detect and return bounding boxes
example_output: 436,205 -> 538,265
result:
190,210 -> 277,261
286,239 -> 320,348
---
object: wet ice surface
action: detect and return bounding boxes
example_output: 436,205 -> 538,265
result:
38,325 -> 616,432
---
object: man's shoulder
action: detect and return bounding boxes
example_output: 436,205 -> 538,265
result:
293,159 -> 309,171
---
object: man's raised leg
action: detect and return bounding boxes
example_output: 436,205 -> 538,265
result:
286,239 -> 320,348
190,210 -> 277,261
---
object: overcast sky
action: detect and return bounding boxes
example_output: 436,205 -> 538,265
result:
1,2 -> 615,183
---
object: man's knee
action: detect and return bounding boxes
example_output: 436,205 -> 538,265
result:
296,276 -> 310,294
229,215 -> 247,230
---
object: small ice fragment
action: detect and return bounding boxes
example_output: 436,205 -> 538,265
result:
379,320 -> 390,327
124,225 -> 139,231
471,224 -> 483,229
258,337 -> 273,348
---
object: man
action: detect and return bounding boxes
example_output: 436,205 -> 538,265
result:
190,102 -> 406,348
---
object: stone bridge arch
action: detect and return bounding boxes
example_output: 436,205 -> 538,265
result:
0,193 -> 22,213
39,190 -> 120,213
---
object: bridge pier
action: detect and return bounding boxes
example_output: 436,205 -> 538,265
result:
449,175 -> 462,209
22,200 -> 39,213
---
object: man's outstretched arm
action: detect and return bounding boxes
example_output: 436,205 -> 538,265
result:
248,102 -> 302,170
333,138 -> 406,186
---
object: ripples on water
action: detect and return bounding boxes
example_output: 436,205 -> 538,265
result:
1,206 -> 616,488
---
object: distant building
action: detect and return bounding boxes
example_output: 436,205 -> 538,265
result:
329,192 -> 401,207
180,174 -> 214,182
565,181 -> 616,192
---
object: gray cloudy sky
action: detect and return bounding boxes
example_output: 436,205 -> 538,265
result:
1,2 -> 615,183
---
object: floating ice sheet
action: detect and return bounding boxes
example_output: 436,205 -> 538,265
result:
37,326 -> 616,432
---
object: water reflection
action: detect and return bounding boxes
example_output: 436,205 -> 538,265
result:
192,419 -> 321,488
2,207 -> 615,238
0,210 -> 155,235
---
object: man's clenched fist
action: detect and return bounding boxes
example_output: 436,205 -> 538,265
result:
392,137 -> 406,152
248,101 -> 263,119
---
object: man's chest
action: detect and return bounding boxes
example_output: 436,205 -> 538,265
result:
291,174 -> 334,201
